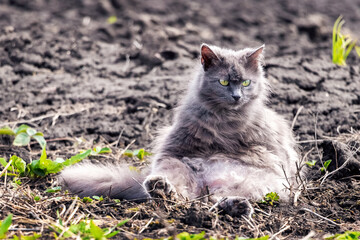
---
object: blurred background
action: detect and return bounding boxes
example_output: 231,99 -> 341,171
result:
0,0 -> 359,149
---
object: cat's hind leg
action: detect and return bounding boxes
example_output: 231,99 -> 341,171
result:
143,175 -> 178,200
214,196 -> 254,218
143,157 -> 200,200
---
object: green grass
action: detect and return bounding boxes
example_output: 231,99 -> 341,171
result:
0,125 -> 46,149
332,16 -> 360,66
325,231 -> 360,240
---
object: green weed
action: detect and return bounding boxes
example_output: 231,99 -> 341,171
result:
0,214 -> 12,239
107,16 -> 117,24
305,160 -> 317,168
0,125 -> 46,148
321,159 -> 332,173
325,231 -> 360,240
11,233 -> 41,240
91,146 -> 112,155
45,186 -> 62,193
260,192 -> 280,206
51,217 -> 128,239
332,16 -> 360,66
1,214 -> 41,239
0,147 -> 91,178
124,148 -> 151,161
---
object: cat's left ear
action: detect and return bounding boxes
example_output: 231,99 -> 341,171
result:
201,44 -> 220,71
245,45 -> 265,71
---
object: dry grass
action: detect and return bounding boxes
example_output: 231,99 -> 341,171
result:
1,131 -> 360,239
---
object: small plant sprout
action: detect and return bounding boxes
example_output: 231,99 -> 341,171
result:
325,231 -> 360,240
45,186 -> 62,193
0,148 -> 92,178
91,146 -> 112,155
107,16 -> 117,24
0,214 -> 13,239
0,124 -> 46,148
124,148 -> 151,161
305,160 -> 317,168
51,217 -> 128,239
332,16 -> 360,66
321,159 -> 332,173
261,192 -> 280,206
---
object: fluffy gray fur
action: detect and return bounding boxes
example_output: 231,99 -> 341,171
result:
59,44 -> 299,211
147,44 -> 299,202
59,163 -> 149,201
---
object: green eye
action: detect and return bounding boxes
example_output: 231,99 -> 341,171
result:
242,79 -> 251,87
219,79 -> 229,86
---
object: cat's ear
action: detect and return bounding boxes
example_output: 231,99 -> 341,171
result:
245,45 -> 264,72
201,44 -> 220,71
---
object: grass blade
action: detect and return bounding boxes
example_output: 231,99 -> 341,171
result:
0,214 -> 13,238
0,127 -> 15,136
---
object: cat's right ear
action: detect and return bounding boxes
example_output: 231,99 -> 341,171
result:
201,44 -> 220,71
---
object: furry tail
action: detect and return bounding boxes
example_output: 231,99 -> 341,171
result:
58,163 -> 149,201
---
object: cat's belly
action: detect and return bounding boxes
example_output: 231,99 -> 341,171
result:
201,160 -> 290,200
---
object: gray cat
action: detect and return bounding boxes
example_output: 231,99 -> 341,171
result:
59,44 -> 300,217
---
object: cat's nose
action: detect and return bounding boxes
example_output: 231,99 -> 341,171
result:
232,95 -> 241,101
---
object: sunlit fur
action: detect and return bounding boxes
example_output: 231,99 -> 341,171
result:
59,45 -> 300,204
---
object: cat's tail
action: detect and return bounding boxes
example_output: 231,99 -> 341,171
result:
58,163 -> 150,201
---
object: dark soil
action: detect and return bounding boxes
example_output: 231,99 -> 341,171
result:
0,0 -> 360,239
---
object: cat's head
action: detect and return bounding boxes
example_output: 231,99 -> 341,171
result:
197,44 -> 269,110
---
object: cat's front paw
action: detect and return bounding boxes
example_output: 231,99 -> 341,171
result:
143,175 -> 178,200
218,196 -> 254,218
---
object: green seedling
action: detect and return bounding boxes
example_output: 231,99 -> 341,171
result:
45,186 -> 62,193
11,233 -> 41,240
12,177 -> 22,186
306,160 -> 317,168
82,197 -> 93,203
92,196 -> 104,201
0,214 -> 12,239
51,218 -> 128,239
332,16 -> 360,66
27,147 -> 92,177
124,148 -> 151,161
176,231 -> 206,240
107,16 -> 117,24
260,192 -> 280,206
321,159 -> 332,173
32,195 -> 41,201
91,146 -> 112,156
0,147 -> 91,178
0,124 -> 46,149
325,231 -> 360,240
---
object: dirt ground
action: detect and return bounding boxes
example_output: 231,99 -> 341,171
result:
1,0 -> 360,239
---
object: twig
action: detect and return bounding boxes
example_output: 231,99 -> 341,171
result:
208,197 -> 227,212
0,159 -> 13,179
300,208 -> 340,226
269,224 -> 291,240
138,217 -> 153,234
119,139 -> 136,157
110,128 -> 124,147
241,215 -> 255,230
320,148 -> 359,185
254,207 -> 271,216
0,104 -> 93,127
291,106 -> 303,130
